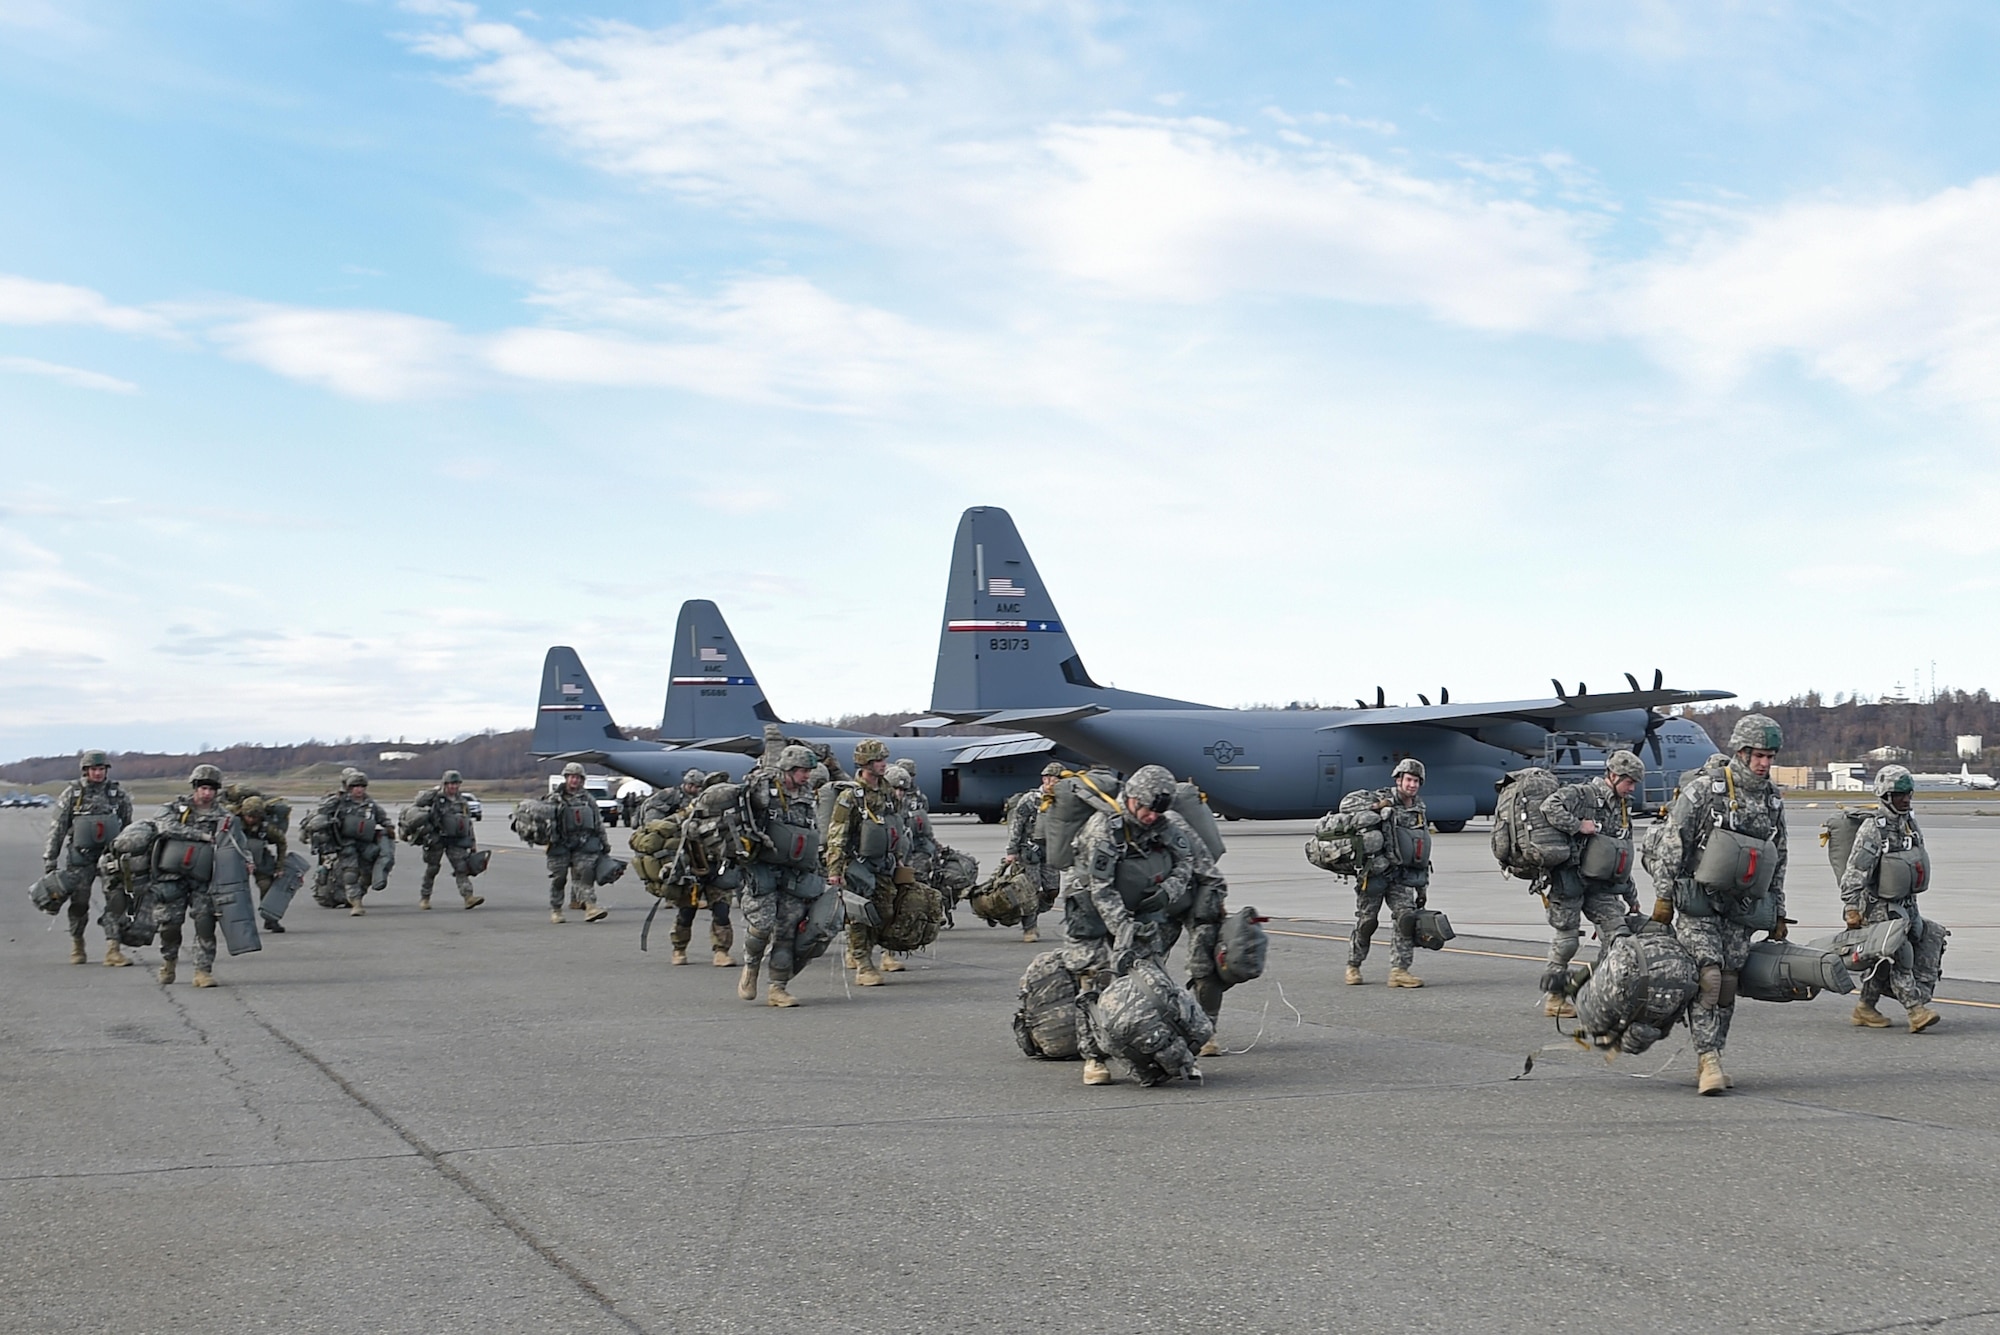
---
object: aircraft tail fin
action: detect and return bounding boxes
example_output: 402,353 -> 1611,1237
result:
929,506 -> 1212,713
660,600 -> 781,740
532,646 -> 641,757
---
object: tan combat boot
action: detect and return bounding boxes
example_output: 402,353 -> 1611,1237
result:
158,960 -> 177,984
1544,993 -> 1576,1019
1697,1051 -> 1727,1095
1344,966 -> 1363,986
1908,1004 -> 1941,1033
550,908 -> 566,924
670,947 -> 688,965
1387,966 -> 1424,988
1199,1037 -> 1221,1057
193,969 -> 216,988
738,963 -> 759,1000
419,898 -> 432,910
1082,1059 -> 1112,1085
69,937 -> 87,965
104,942 -> 131,968
855,958 -> 885,986
712,949 -> 733,968
585,905 -> 609,923
1021,927 -> 1040,943
879,954 -> 906,973
766,981 -> 799,1008
463,895 -> 484,909
348,898 -> 365,916
568,897 -> 586,910
1851,1000 -> 1891,1028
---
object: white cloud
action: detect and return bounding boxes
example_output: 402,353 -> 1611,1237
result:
0,273 -> 171,335
206,306 -> 470,400
0,355 -> 137,394
1619,177 -> 2000,408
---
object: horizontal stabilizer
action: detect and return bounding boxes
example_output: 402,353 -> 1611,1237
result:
950,736 -> 1060,764
939,705 -> 1107,729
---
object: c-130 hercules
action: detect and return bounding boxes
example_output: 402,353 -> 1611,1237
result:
918,506 -> 1731,826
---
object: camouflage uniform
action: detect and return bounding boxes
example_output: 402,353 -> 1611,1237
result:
411,783 -> 483,906
823,759 -> 906,978
1060,803 -> 1195,970
737,751 -> 826,1002
153,790 -> 238,975
546,782 -> 609,913
1157,810 -> 1230,1024
1003,785 -> 1058,937
1538,776 -> 1638,980
1653,747 -> 1788,1064
314,785 -> 396,909
1345,788 -> 1430,972
43,767 -> 134,954
1840,802 -> 1946,1017
638,770 -> 703,827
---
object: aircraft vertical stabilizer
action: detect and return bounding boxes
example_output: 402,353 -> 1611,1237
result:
532,646 -> 637,757
660,600 -> 781,739
929,506 -> 1213,713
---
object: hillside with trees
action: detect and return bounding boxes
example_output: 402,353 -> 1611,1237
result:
1690,690 -> 1999,773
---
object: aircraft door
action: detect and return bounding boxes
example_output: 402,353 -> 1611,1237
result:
1316,754 -> 1343,811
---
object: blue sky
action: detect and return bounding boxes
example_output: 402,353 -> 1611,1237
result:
4,0 -> 1999,761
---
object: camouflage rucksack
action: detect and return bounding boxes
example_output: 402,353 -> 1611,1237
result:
1304,806 -> 1386,878
1490,768 -> 1568,879
875,877 -> 944,953
1080,958 -> 1214,1086
510,798 -> 558,847
968,860 -> 1039,927
397,797 -> 436,844
1213,906 -> 1270,987
1013,946 -> 1099,1059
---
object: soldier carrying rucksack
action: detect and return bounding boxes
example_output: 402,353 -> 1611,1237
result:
1339,759 -> 1434,990
39,748 -> 134,967
1833,765 -> 1945,1034
402,769 -> 487,912
1531,751 -> 1645,1018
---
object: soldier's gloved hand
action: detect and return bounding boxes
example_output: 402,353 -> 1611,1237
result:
1650,897 -> 1674,925
44,860 -> 57,874
1134,885 -> 1170,915
1768,920 -> 1789,942
1844,908 -> 1864,929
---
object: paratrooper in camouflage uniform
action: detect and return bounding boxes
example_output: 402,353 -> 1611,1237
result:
1841,765 -> 1945,1034
736,746 -> 826,1007
42,749 -> 134,966
1534,750 -> 1645,1017
1001,761 -> 1066,944
314,772 -> 395,915
410,770 -> 486,911
1344,758 -> 1432,989
152,764 -> 241,987
546,762 -> 610,924
1649,714 -> 1790,1095
668,772 -> 736,967
824,739 -> 907,986
223,784 -> 290,933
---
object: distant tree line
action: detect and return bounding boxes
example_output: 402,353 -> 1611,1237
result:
1691,690 -> 1999,771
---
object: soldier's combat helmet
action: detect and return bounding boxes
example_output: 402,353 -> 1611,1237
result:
777,745 -> 818,773
441,769 -> 463,784
189,763 -> 224,788
1874,764 -> 1915,798
79,749 -> 109,772
853,738 -> 890,765
1123,764 -> 1178,813
561,762 -> 586,778
347,771 -> 370,788
681,768 -> 704,787
886,767 -> 913,790
1606,750 -> 1646,782
1041,761 -> 1066,779
1392,757 -> 1426,784
1728,714 -> 1783,753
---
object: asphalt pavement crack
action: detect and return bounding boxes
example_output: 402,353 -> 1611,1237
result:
158,984 -> 274,1138
234,1000 -> 652,1335
1814,1307 -> 2000,1334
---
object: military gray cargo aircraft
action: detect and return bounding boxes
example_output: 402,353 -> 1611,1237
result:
532,600 -> 1076,818
921,506 -> 1731,826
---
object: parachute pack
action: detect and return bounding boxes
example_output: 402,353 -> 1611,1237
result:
928,846 -> 979,900
397,800 -> 434,844
1737,938 -> 1854,1003
1212,906 -> 1270,987
1573,930 -> 1701,1055
1040,772 -> 1123,871
1820,810 -> 1928,899
1807,919 -> 1912,979
1490,768 -> 1569,880
1013,945 -> 1101,1060
1079,958 -> 1214,1086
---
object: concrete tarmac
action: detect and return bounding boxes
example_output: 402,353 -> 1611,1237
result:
4,804 -> 1999,1335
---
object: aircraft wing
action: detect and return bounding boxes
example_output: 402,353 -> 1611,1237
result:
949,735 -> 1059,764
656,735 -> 765,755
930,706 -> 1108,728
1315,687 -> 1733,733
536,749 -> 615,764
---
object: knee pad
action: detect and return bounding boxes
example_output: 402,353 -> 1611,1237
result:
1697,964 -> 1722,1009
1717,969 -> 1738,1009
